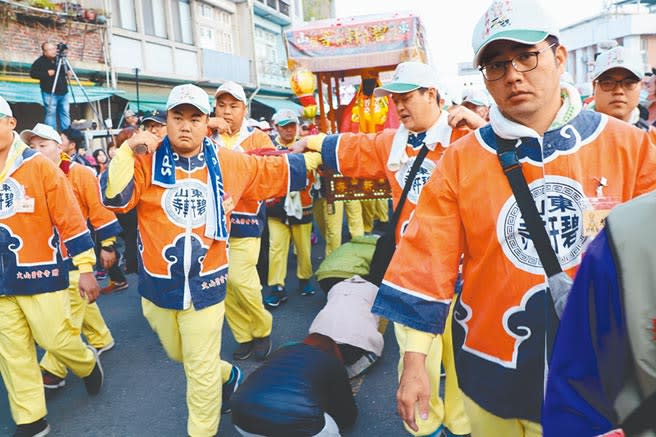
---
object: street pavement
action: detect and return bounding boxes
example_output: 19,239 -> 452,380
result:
0,237 -> 408,436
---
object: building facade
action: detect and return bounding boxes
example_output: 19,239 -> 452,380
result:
250,0 -> 303,119
561,0 -> 656,89
109,0 -> 303,120
0,0 -> 114,130
0,0 -> 305,130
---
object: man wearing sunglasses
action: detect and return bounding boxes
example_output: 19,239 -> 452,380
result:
373,0 -> 656,436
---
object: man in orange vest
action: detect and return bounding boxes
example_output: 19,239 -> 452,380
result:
210,81 -> 278,362
21,123 -> 120,390
378,1 -> 656,435
0,95 -> 104,437
101,84 -> 320,437
294,61 -> 480,437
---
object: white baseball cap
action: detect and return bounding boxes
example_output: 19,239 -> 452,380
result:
0,95 -> 13,118
215,81 -> 247,104
462,88 -> 490,107
166,84 -> 211,115
272,109 -> 300,127
247,119 -> 272,131
592,46 -> 644,81
472,0 -> 560,67
20,123 -> 63,145
374,62 -> 440,97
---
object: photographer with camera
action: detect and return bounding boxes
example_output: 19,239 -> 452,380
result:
30,41 -> 72,131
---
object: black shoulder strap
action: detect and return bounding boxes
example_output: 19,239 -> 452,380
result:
620,390 -> 656,436
492,135 -> 563,277
391,144 -> 430,243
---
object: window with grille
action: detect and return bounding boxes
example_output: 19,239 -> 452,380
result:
278,0 -> 289,16
171,0 -> 193,44
112,0 -> 137,30
215,9 -> 233,53
199,2 -> 213,19
143,0 -> 168,38
199,25 -> 215,49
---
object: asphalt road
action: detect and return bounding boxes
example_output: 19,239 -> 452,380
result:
0,239 -> 408,436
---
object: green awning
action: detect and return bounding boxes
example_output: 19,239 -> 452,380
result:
122,90 -> 170,113
0,81 -> 121,104
253,96 -> 303,113
121,91 -> 303,114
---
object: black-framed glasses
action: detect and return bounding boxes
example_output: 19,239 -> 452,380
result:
594,77 -> 640,92
478,43 -> 557,81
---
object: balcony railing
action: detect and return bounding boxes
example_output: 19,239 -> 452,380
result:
256,59 -> 290,88
202,49 -> 252,84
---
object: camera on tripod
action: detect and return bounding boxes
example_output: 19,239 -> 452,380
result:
56,42 -> 68,57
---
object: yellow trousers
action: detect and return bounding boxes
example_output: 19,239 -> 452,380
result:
267,218 -> 313,287
313,198 -> 336,256
0,291 -> 96,425
395,303 -> 470,436
461,392 -> 542,437
362,199 -> 390,232
313,198 -> 365,257
226,237 -> 272,343
362,200 -> 377,233
345,200 -> 364,238
142,298 -> 233,437
375,198 -> 389,223
41,270 -> 114,378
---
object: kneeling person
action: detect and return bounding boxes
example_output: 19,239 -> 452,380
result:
231,333 -> 357,437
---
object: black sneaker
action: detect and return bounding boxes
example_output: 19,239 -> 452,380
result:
42,370 -> 65,390
13,418 -> 50,437
83,348 -> 103,395
232,341 -> 253,360
221,365 -> 243,414
252,336 -> 272,361
345,351 -> 379,379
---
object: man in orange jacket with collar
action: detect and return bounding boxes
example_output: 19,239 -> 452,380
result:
294,61 -> 483,437
0,96 -> 104,437
379,1 -> 656,435
21,123 -> 121,390
210,81 -> 278,362
101,84 -> 318,437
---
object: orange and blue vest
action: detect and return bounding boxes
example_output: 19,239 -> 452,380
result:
100,140 -> 307,310
269,137 -> 314,225
0,144 -> 95,295
214,126 -> 275,238
374,111 -> 656,422
60,160 -> 122,270
319,115 -> 469,241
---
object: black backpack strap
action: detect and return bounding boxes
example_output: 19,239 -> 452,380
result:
493,135 -> 563,277
390,144 -> 430,243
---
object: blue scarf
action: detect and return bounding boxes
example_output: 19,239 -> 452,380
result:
152,136 -> 229,241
